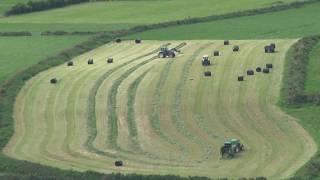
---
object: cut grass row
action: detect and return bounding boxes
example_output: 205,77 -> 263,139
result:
149,57 -> 187,159
127,70 -> 150,151
170,43 -> 212,162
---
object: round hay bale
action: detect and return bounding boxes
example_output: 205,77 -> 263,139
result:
50,78 -> 58,84
88,59 -> 94,65
233,45 -> 239,52
263,68 -> 270,74
224,40 -> 230,45
266,64 -> 273,69
213,51 -> 220,56
247,70 -> 254,76
115,160 -> 123,167
115,38 -> 121,43
204,71 -> 212,77
256,67 -> 262,72
107,58 -> 113,63
67,61 -> 74,66
135,39 -> 141,44
238,76 -> 244,81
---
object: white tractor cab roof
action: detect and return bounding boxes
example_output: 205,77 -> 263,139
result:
203,55 -> 209,59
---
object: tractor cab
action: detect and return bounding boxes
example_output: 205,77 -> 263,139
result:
159,47 -> 175,58
223,141 -> 232,148
221,139 -> 244,158
202,55 -> 211,66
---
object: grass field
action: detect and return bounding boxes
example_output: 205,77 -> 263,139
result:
0,36 -> 88,86
0,0 -> 297,33
126,3 -> 320,40
305,42 -> 320,93
3,40 -> 316,179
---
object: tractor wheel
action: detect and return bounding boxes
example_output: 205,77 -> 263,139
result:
169,52 -> 175,58
240,145 -> 244,151
227,152 -> 234,158
159,52 -> 165,58
235,147 -> 240,153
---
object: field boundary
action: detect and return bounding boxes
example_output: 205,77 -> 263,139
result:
281,35 -> 320,179
0,32 -> 32,36
281,35 -> 320,106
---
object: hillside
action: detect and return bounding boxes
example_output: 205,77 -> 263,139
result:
0,0 -> 320,179
127,2 -> 320,40
0,0 -> 298,33
3,40 -> 316,179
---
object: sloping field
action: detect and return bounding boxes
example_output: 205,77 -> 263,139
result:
0,36 -> 87,86
0,0 -> 297,32
3,40 -> 316,179
127,2 -> 320,40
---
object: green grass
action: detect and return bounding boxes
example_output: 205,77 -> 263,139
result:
0,0 -> 297,32
0,22 -> 135,34
305,42 -> 320,93
0,35 -> 88,86
126,3 -> 320,40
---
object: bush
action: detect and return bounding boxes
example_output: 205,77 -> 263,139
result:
41,31 -> 102,36
0,32 -> 32,36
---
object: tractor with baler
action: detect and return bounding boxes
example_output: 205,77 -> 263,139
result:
220,139 -> 244,158
158,47 -> 176,58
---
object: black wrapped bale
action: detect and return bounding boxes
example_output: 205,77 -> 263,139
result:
213,51 -> 220,56
135,39 -> 141,44
67,61 -> 74,66
115,160 -> 123,167
50,78 -> 58,84
107,58 -> 113,63
266,64 -> 273,69
263,68 -> 270,74
204,71 -> 212,77
247,70 -> 254,76
224,40 -> 230,45
233,45 -> 239,52
256,67 -> 262,72
88,59 -> 94,65
115,38 -> 121,43
238,76 -> 244,81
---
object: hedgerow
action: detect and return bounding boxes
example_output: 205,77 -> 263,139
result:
282,35 -> 320,105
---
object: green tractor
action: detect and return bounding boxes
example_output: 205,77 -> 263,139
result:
158,47 -> 176,58
220,139 -> 244,158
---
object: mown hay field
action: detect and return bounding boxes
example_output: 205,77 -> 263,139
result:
3,40 -> 316,179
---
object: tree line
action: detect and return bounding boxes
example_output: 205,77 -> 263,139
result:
5,0 -> 89,16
